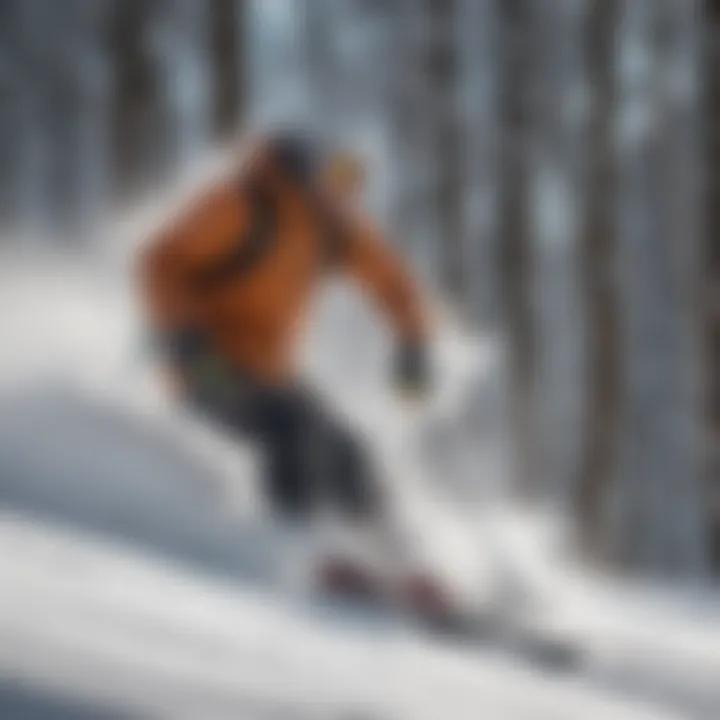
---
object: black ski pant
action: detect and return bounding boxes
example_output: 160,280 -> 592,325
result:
189,375 -> 380,520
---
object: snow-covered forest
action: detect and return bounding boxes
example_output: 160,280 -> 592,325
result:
1,0 -> 716,574
0,1 -> 719,718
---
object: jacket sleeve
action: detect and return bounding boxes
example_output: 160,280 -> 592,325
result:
137,228 -> 190,333
136,184 -> 248,333
340,215 -> 429,343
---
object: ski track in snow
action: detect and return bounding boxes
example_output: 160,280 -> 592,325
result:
0,514 -> 700,720
0,217 -> 719,717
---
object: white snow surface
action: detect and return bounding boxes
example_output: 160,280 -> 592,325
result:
0,513 -> 702,720
0,177 -> 719,717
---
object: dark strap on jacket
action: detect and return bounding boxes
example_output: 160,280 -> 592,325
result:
192,179 -> 278,292
190,178 -> 348,292
310,193 -> 349,268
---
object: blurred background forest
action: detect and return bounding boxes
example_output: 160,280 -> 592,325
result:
0,0 -> 718,580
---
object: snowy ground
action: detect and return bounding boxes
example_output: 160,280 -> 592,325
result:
0,511 -> 703,720
0,229 -> 719,717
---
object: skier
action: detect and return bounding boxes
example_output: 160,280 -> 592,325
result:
137,133 -> 437,602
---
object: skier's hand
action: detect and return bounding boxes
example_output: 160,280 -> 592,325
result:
392,339 -> 431,401
161,326 -> 211,367
151,326 -> 228,396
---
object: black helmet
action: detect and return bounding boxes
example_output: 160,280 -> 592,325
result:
266,131 -> 321,187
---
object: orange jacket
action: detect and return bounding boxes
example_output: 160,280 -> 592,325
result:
138,146 -> 428,386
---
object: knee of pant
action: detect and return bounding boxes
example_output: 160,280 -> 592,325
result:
334,429 -> 367,477
331,430 -> 379,517
267,469 -> 314,518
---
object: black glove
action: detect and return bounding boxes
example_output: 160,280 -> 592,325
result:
393,339 -> 431,398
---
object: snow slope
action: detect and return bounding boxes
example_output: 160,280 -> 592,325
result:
0,513 -> 690,720
0,216 -> 719,717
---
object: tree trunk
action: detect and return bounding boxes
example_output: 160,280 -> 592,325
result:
302,0 -> 339,139
0,1 -> 18,232
576,0 -> 620,557
209,0 -> 245,141
386,0 -> 416,248
704,0 -> 720,570
425,0 -> 464,306
461,0 -> 498,325
385,0 -> 434,276
158,0 -> 212,171
109,0 -> 167,200
609,0 -> 708,575
495,0 -> 536,497
529,0 -> 586,504
11,0 -> 57,238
